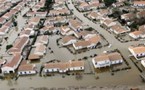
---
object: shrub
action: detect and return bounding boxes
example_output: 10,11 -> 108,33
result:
6,44 -> 13,50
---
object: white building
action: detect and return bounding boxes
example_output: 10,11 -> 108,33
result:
43,60 -> 84,74
100,18 -> 116,28
92,52 -> 123,68
92,54 -> 111,68
18,64 -> 37,76
73,41 -> 90,50
1,54 -> 22,74
34,35 -> 49,46
69,60 -> 84,71
129,31 -> 142,39
141,60 -> 145,68
133,1 -> 145,7
19,30 -> 35,38
34,44 -> 46,56
128,46 -> 145,59
62,36 -> 77,46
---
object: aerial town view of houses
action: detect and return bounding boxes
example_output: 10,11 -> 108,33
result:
0,0 -> 145,90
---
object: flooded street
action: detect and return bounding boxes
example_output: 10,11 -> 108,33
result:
47,35 -> 74,61
0,74 -> 144,90
0,0 -> 144,89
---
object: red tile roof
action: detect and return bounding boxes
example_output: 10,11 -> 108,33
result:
4,53 -> 22,68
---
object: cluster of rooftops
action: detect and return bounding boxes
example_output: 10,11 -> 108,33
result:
0,0 -> 145,78
0,0 -> 123,76
82,0 -> 145,39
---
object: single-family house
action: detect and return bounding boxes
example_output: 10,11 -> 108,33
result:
35,12 -> 47,17
62,36 -> 77,46
34,35 -> 49,46
43,62 -> 69,74
1,53 -> 22,74
2,12 -> 13,20
133,1 -> 145,7
33,44 -> 46,56
98,9 -> 110,17
78,1 -> 90,11
73,30 -> 96,39
40,25 -> 58,34
19,29 -> 35,38
129,31 -> 142,39
32,5 -> 41,12
24,24 -> 35,31
26,11 -> 36,17
8,37 -> 29,55
48,10 -> 60,16
121,13 -> 136,21
69,60 -> 84,71
129,25 -> 145,39
100,18 -> 116,28
58,8 -> 71,15
9,9 -> 19,16
88,1 -> 100,10
0,17 -> 6,26
112,2 -> 124,7
108,52 -> 123,64
128,46 -> 145,59
110,24 -> 129,35
139,25 -> 145,38
73,40 -> 90,50
13,5 -> 22,12
53,16 -> 68,24
60,26 -> 74,36
141,60 -> 145,68
69,19 -> 83,32
92,52 -> 123,68
28,54 -> 41,61
28,17 -> 40,26
0,25 -> 9,36
92,54 -> 111,68
86,35 -> 101,48
4,20 -> 13,28
43,60 -> 84,74
87,11 -> 101,20
18,64 -> 37,76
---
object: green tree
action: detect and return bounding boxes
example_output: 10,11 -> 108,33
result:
104,0 -> 116,6
6,45 -> 13,50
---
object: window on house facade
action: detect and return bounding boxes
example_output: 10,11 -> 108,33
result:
20,72 -> 22,75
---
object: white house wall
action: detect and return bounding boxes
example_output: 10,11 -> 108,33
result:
18,70 -> 37,75
2,66 -> 15,74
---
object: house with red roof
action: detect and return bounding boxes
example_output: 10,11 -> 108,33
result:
128,46 -> 145,59
1,54 -> 22,74
43,60 -> 84,75
92,52 -> 123,68
18,64 -> 37,76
